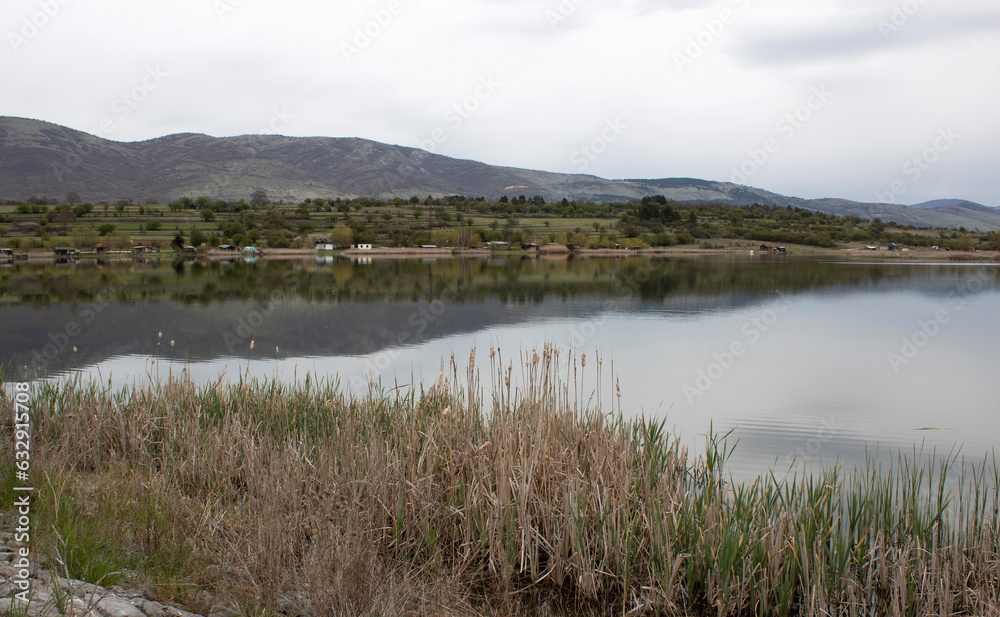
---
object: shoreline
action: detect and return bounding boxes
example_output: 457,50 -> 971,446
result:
3,245 -> 998,263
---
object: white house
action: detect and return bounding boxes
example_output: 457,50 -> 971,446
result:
352,243 -> 372,250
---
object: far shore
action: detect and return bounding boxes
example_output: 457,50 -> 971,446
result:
3,244 -> 998,263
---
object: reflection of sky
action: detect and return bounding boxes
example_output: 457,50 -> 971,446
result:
59,282 -> 1000,479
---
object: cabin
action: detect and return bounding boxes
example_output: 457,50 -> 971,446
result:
218,244 -> 239,252
352,243 -> 373,250
880,242 -> 900,252
314,238 -> 334,251
0,248 -> 13,257
521,243 -> 539,250
759,244 -> 787,254
131,246 -> 150,256
94,243 -> 108,255
53,247 -> 76,256
486,241 -> 509,249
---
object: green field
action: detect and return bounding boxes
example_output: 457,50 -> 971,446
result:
1,193 -> 998,254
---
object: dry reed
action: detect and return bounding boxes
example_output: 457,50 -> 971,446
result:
1,350 -> 998,616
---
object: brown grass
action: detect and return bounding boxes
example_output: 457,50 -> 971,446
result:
1,351 -> 998,616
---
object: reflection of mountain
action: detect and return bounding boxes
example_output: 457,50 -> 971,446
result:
2,257 -> 997,376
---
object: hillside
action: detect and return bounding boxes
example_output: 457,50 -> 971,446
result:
2,116 -> 998,231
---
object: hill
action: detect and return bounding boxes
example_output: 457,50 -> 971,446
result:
2,116 -> 998,231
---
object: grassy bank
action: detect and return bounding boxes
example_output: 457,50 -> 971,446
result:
2,351 -> 998,616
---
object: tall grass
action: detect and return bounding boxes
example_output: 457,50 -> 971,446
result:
1,348 -> 998,616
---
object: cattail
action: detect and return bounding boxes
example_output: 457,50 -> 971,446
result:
275,346 -> 279,354
250,340 -> 255,350
158,331 -> 162,339
442,406 -> 450,416
437,371 -> 444,388
72,346 -> 77,353
489,347 -> 495,359
581,352 -> 586,368
469,349 -> 475,371
532,350 -> 539,364
170,340 -> 175,348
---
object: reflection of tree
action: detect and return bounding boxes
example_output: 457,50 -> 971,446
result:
5,257 -> 998,308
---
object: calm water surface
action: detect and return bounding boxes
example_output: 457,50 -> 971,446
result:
3,255 -> 998,478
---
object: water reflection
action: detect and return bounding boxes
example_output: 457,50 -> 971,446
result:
2,255 -> 998,476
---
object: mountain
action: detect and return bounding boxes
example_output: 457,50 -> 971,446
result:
3,116 -> 999,231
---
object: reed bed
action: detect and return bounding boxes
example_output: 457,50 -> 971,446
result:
1,348 -> 998,616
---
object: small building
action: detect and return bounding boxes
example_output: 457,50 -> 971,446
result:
486,241 -> 509,249
131,246 -> 150,256
880,242 -> 900,252
218,244 -> 239,252
420,245 -> 437,249
0,248 -> 13,257
94,243 -> 108,255
521,243 -> 539,250
54,247 -> 72,256
352,243 -> 372,250
314,238 -> 334,251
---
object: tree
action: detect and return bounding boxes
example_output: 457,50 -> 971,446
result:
250,189 -> 269,209
171,234 -> 185,251
200,208 -> 216,222
98,223 -> 117,236
65,191 -> 81,205
145,220 -> 162,231
190,229 -> 208,247
332,223 -> 353,248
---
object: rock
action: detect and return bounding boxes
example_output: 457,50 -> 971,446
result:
82,593 -> 148,617
0,595 -> 59,617
73,582 -> 111,598
133,598 -> 169,617
163,605 -> 204,617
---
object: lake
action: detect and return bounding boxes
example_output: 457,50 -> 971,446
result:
3,254 -> 998,478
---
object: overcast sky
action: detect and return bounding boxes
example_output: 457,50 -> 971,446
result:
4,0 -> 999,206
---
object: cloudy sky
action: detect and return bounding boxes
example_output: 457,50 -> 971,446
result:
4,0 -> 999,205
